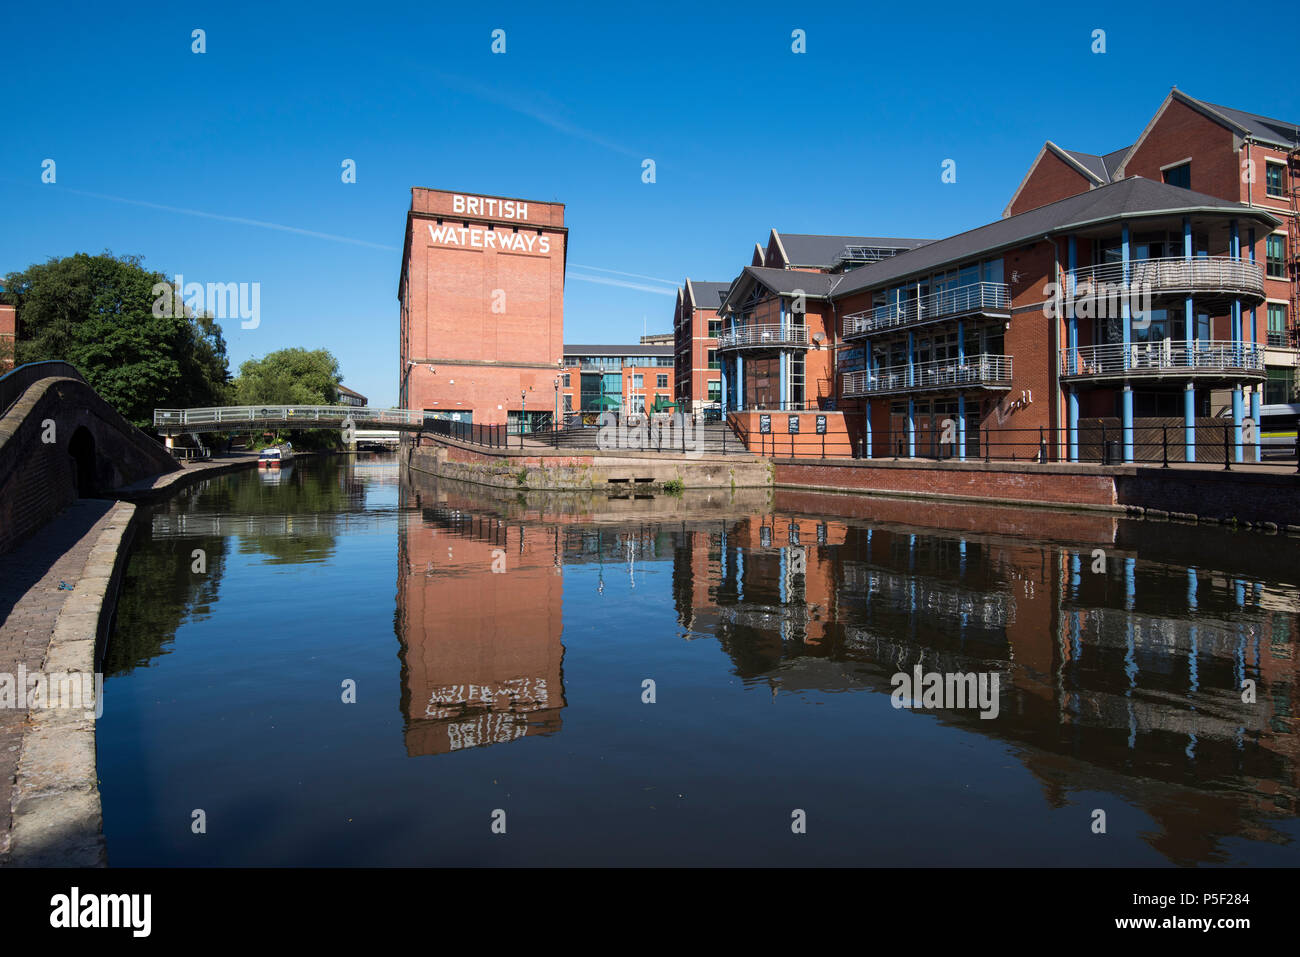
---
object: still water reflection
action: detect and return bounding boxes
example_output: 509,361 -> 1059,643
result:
97,457 -> 1300,865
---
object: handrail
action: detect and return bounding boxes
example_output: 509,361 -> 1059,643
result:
842,354 -> 1013,396
154,405 -> 427,429
716,323 -> 809,350
1059,340 -> 1265,377
1065,256 -> 1264,298
843,282 -> 1009,337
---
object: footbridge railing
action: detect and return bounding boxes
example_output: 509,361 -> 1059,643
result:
154,405 -> 426,433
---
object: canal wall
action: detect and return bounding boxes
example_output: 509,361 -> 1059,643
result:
772,458 -> 1300,529
3,500 -> 135,867
407,440 -> 771,492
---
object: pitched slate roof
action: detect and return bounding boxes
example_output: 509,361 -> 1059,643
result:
685,279 -> 731,311
833,176 -> 1279,299
775,232 -> 931,268
1060,145 -> 1132,184
1187,95 -> 1300,149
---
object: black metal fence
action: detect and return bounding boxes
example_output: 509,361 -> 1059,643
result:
852,421 -> 1298,471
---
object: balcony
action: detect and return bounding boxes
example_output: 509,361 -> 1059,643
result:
716,323 -> 810,351
843,282 -> 1010,338
1059,340 -> 1266,381
1065,256 -> 1265,308
842,354 -> 1013,397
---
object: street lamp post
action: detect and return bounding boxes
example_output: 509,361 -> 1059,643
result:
553,376 -> 560,448
520,390 -> 526,449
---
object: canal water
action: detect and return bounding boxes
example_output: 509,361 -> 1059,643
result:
97,456 -> 1300,866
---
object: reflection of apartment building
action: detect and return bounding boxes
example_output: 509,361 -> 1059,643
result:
559,344 -> 674,417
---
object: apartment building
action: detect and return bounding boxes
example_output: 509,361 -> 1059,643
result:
682,232 -> 930,414
559,344 -> 675,420
1007,88 -> 1299,406
825,177 -> 1277,463
673,279 -> 730,414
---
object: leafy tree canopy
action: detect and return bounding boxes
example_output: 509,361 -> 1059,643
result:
3,251 -> 231,428
232,347 -> 342,406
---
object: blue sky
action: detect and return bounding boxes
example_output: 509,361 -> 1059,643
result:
3,0 -> 1294,407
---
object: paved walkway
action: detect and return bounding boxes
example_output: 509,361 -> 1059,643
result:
0,499 -> 116,859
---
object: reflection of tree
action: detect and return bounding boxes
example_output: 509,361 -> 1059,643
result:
221,459 -> 352,564
104,533 -> 228,676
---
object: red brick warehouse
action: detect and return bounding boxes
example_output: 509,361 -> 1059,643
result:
398,188 -> 568,429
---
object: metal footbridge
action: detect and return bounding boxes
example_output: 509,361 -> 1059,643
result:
154,405 -> 426,434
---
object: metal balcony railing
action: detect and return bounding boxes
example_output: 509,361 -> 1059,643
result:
1065,257 -> 1265,301
716,323 -> 810,350
842,354 -> 1013,396
843,282 -> 1010,337
1058,340 -> 1266,378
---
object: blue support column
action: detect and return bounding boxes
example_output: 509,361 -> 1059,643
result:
1250,386 -> 1261,461
735,354 -> 744,410
1232,385 -> 1244,463
1067,235 -> 1078,374
1121,224 -> 1131,368
957,319 -> 967,461
907,330 -> 915,387
720,353 -> 729,412
1248,227 -> 1257,347
1122,385 -> 1134,462
1121,224 -> 1134,462
958,393 -> 967,461
779,351 -> 787,409
907,397 -> 915,458
1230,221 -> 1242,357
1068,387 -> 1079,461
865,399 -> 873,458
1184,382 -> 1196,463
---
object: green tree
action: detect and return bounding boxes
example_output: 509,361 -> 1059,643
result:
3,252 -> 230,427
232,347 -> 342,406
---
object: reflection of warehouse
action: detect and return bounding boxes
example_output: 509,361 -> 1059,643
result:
395,484 -> 567,757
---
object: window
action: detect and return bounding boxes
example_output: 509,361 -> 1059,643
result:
1267,234 -> 1287,279
708,349 -> 719,370
563,393 -> 573,412
562,373 -> 570,387
1162,162 -> 1191,190
657,373 -> 668,389
1268,303 -> 1289,347
707,380 -> 721,402
1265,368 -> 1295,405
708,319 -> 721,338
632,374 -> 643,389
1266,162 -> 1286,198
